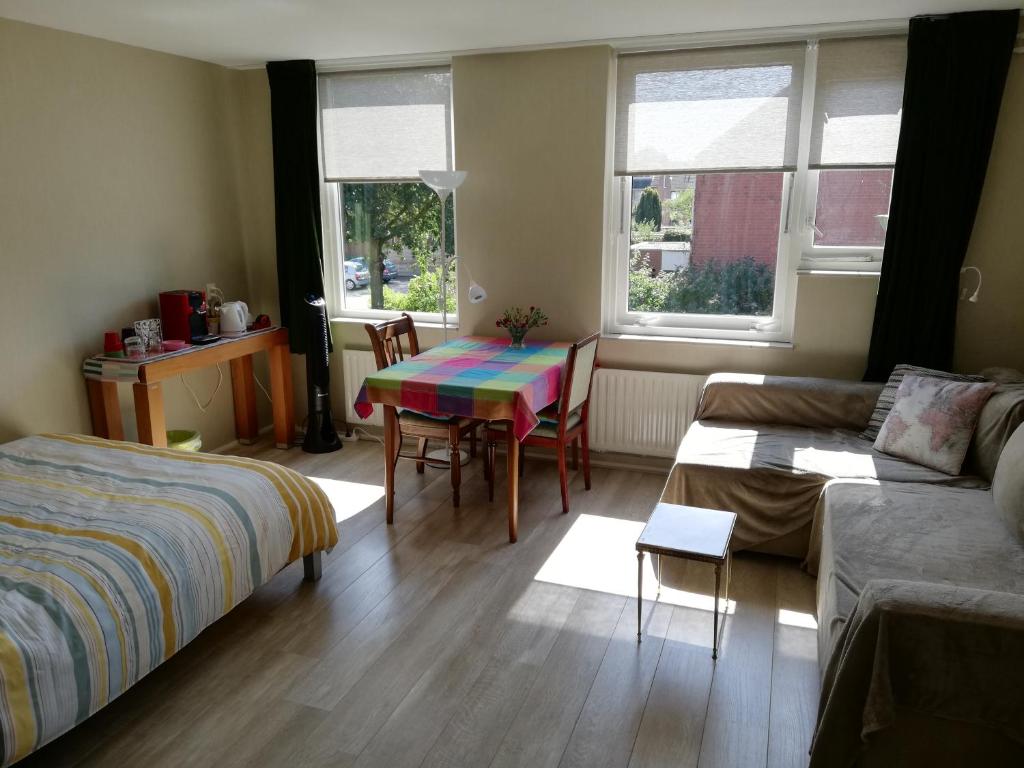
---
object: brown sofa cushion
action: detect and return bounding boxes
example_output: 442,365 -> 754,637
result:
993,423 -> 1024,542
966,382 -> 1024,481
695,373 -> 883,431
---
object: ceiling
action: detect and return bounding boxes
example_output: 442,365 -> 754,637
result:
0,0 -> 1018,67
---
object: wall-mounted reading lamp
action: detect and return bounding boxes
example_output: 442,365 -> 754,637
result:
960,266 -> 982,303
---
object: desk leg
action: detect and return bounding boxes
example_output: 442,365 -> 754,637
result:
268,342 -> 295,449
506,430 -> 519,543
86,380 -> 124,441
383,406 -> 397,525
229,355 -> 259,444
133,382 -> 167,447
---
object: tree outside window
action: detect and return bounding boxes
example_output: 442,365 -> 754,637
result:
340,182 -> 456,313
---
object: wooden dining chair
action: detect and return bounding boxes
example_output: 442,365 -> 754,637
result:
485,333 -> 599,514
364,313 -> 480,514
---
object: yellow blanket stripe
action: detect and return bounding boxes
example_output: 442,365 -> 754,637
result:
0,563 -> 109,706
0,514 -> 178,656
0,470 -> 235,609
48,434 -> 336,554
0,632 -> 37,764
0,543 -> 129,691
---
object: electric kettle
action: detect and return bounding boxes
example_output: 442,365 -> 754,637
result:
220,301 -> 249,334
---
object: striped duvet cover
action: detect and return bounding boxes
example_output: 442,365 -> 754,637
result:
0,434 -> 337,766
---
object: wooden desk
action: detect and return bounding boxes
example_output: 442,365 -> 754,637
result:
84,328 -> 294,449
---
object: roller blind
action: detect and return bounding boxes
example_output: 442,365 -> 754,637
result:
319,67 -> 452,181
615,43 -> 806,176
808,36 -> 907,169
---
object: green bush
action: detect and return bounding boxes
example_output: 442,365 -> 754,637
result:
382,260 -> 456,313
634,188 -> 662,230
628,255 -> 774,316
661,230 -> 691,242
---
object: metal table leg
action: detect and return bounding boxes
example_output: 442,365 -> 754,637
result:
713,562 -> 722,660
637,550 -> 644,642
656,553 -> 662,599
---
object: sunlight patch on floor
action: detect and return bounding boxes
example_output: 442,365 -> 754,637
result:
309,477 -> 385,523
778,608 -> 818,629
535,514 -> 735,613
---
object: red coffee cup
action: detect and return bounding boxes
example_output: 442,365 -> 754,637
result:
103,331 -> 124,354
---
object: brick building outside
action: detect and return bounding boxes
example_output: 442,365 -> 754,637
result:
686,170 -> 892,269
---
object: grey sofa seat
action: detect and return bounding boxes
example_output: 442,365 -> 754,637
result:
663,418 -> 985,556
813,479 -> 1024,668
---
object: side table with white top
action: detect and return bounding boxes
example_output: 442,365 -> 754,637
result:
636,502 -> 737,659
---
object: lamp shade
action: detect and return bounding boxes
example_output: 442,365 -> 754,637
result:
419,169 -> 467,197
467,280 -> 488,304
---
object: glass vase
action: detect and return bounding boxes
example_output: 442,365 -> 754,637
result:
508,328 -> 528,349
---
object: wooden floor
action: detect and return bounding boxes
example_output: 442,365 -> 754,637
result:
24,437 -> 820,768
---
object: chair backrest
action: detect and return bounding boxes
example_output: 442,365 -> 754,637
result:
557,333 -> 600,423
365,313 -> 420,371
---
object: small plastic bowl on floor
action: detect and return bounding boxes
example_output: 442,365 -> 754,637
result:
166,430 -> 202,452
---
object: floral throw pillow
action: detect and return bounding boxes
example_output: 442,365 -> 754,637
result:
874,375 -> 997,475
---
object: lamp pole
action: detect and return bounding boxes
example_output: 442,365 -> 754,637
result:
419,170 -> 467,342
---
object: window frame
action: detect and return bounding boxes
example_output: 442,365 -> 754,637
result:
604,173 -> 798,343
317,65 -> 458,326
603,35 -> 900,343
796,168 -> 891,274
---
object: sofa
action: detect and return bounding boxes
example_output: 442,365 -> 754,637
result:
661,371 -> 1024,767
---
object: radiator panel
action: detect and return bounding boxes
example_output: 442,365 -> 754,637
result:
342,349 -> 384,427
589,368 -> 706,457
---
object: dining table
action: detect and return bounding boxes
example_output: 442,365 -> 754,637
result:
353,335 -> 571,542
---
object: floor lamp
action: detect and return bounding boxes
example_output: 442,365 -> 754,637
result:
419,169 -> 487,464
420,170 -> 467,342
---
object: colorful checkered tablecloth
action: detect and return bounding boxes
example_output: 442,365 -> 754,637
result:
353,336 -> 570,440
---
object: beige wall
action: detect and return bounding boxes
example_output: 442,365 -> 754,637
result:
955,31 -> 1024,375
0,19 -> 270,447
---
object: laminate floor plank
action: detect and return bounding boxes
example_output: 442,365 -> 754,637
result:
767,563 -> 820,768
628,562 -> 717,768
488,590 -> 627,768
696,555 -> 779,768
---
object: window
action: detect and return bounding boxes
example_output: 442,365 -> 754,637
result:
607,35 -> 907,341
318,66 -> 456,320
801,36 -> 905,271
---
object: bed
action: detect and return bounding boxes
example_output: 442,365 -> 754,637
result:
0,434 -> 337,766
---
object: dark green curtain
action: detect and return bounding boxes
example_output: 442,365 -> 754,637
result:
864,10 -> 1018,381
266,60 -> 330,355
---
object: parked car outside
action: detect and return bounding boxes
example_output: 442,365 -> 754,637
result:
350,256 -> 399,283
344,260 -> 370,290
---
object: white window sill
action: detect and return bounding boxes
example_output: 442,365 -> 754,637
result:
330,315 -> 458,332
602,332 -> 794,350
797,269 -> 882,277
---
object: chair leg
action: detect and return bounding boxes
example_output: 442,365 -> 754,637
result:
470,427 -> 477,458
487,438 -> 496,502
557,443 -> 570,514
416,437 -> 427,474
449,424 -> 461,508
572,438 -> 579,470
582,425 -> 592,491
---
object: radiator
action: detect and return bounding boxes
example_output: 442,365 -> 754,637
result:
588,368 -> 706,457
342,349 -> 384,427
342,349 -> 705,457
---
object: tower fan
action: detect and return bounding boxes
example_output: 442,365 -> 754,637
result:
302,294 -> 341,453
